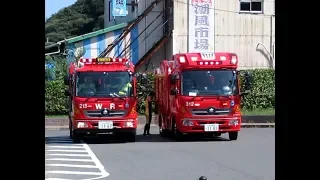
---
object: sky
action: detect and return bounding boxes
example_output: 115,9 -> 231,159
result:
45,0 -> 77,19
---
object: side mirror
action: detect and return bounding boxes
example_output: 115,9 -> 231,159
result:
64,89 -> 70,96
170,89 -> 178,96
64,75 -> 69,85
169,74 -> 178,84
139,73 -> 148,85
240,91 -> 249,96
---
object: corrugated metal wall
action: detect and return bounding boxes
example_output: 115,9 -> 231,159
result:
66,26 -> 140,65
214,0 -> 275,69
104,0 -> 167,72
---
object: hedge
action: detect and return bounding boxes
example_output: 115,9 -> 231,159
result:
45,69 -> 274,115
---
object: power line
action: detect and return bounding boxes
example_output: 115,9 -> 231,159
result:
174,0 -> 274,17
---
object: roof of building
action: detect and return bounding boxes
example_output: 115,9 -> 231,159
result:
57,22 -> 128,44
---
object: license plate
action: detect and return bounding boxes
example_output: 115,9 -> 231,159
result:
98,121 -> 113,129
204,124 -> 219,132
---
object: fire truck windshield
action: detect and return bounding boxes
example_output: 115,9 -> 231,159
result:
181,70 -> 238,96
75,71 -> 133,97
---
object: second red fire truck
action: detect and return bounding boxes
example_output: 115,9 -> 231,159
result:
141,52 -> 252,141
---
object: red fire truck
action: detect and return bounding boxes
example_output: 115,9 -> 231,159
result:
141,52 -> 252,141
64,57 -> 138,142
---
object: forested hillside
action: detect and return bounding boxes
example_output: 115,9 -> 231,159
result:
45,0 -> 104,43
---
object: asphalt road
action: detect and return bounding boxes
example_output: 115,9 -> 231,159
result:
45,127 -> 275,180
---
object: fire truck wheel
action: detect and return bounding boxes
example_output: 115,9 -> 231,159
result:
228,132 -> 238,141
126,131 -> 136,142
172,121 -> 184,141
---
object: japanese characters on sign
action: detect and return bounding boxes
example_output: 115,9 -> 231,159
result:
188,0 -> 214,52
112,0 -> 128,17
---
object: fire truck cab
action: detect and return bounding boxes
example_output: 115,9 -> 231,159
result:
64,57 -> 138,143
141,52 -> 252,141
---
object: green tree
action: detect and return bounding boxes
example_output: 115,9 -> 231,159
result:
45,0 -> 105,42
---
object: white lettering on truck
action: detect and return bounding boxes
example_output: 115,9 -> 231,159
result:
95,103 -> 103,109
95,103 -> 115,110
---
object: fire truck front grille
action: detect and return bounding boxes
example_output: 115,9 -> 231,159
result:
191,108 -> 231,116
197,121 -> 226,125
84,110 -> 126,118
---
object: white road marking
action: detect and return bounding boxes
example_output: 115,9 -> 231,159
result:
46,164 -> 98,168
47,153 -> 90,157
82,143 -> 110,179
48,141 -> 73,143
46,158 -> 94,162
45,139 -> 110,180
47,149 -> 87,153
46,171 -> 103,176
47,145 -> 84,149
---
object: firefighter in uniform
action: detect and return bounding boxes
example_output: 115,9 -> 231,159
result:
143,92 -> 154,136
119,80 -> 132,96
78,77 -> 96,93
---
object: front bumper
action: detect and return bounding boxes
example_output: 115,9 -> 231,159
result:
178,117 -> 241,133
74,128 -> 136,136
72,119 -> 138,135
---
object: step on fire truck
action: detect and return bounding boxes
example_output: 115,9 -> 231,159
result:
140,52 -> 252,141
64,57 -> 138,143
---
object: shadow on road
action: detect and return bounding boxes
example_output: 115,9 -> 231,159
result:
45,136 -> 82,144
45,134 -> 229,145
136,134 -> 229,143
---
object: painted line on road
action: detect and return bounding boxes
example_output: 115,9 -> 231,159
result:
45,178 -> 70,180
47,145 -> 85,149
47,149 -> 87,153
46,142 -> 110,180
47,153 -> 90,157
46,158 -> 94,162
46,163 -> 98,168
46,141 -> 73,143
82,142 -> 110,179
46,171 -> 103,176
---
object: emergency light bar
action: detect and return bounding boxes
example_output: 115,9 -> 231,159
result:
176,52 -> 238,66
79,57 -> 128,64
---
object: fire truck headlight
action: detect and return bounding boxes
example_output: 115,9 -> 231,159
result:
228,120 -> 239,126
124,120 -> 134,127
125,122 -> 134,127
182,119 -> 194,126
77,122 -> 88,128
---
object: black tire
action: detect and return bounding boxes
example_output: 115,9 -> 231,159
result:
229,132 -> 238,141
69,121 -> 73,139
126,130 -> 136,142
172,120 -> 184,141
72,132 -> 81,143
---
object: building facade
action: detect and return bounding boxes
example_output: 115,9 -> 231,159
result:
47,0 -> 275,72
104,0 -> 275,70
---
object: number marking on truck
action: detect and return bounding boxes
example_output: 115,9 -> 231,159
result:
186,102 -> 195,106
79,104 -> 88,109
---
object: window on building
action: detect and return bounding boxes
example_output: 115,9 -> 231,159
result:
239,0 -> 264,14
108,1 -> 112,22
